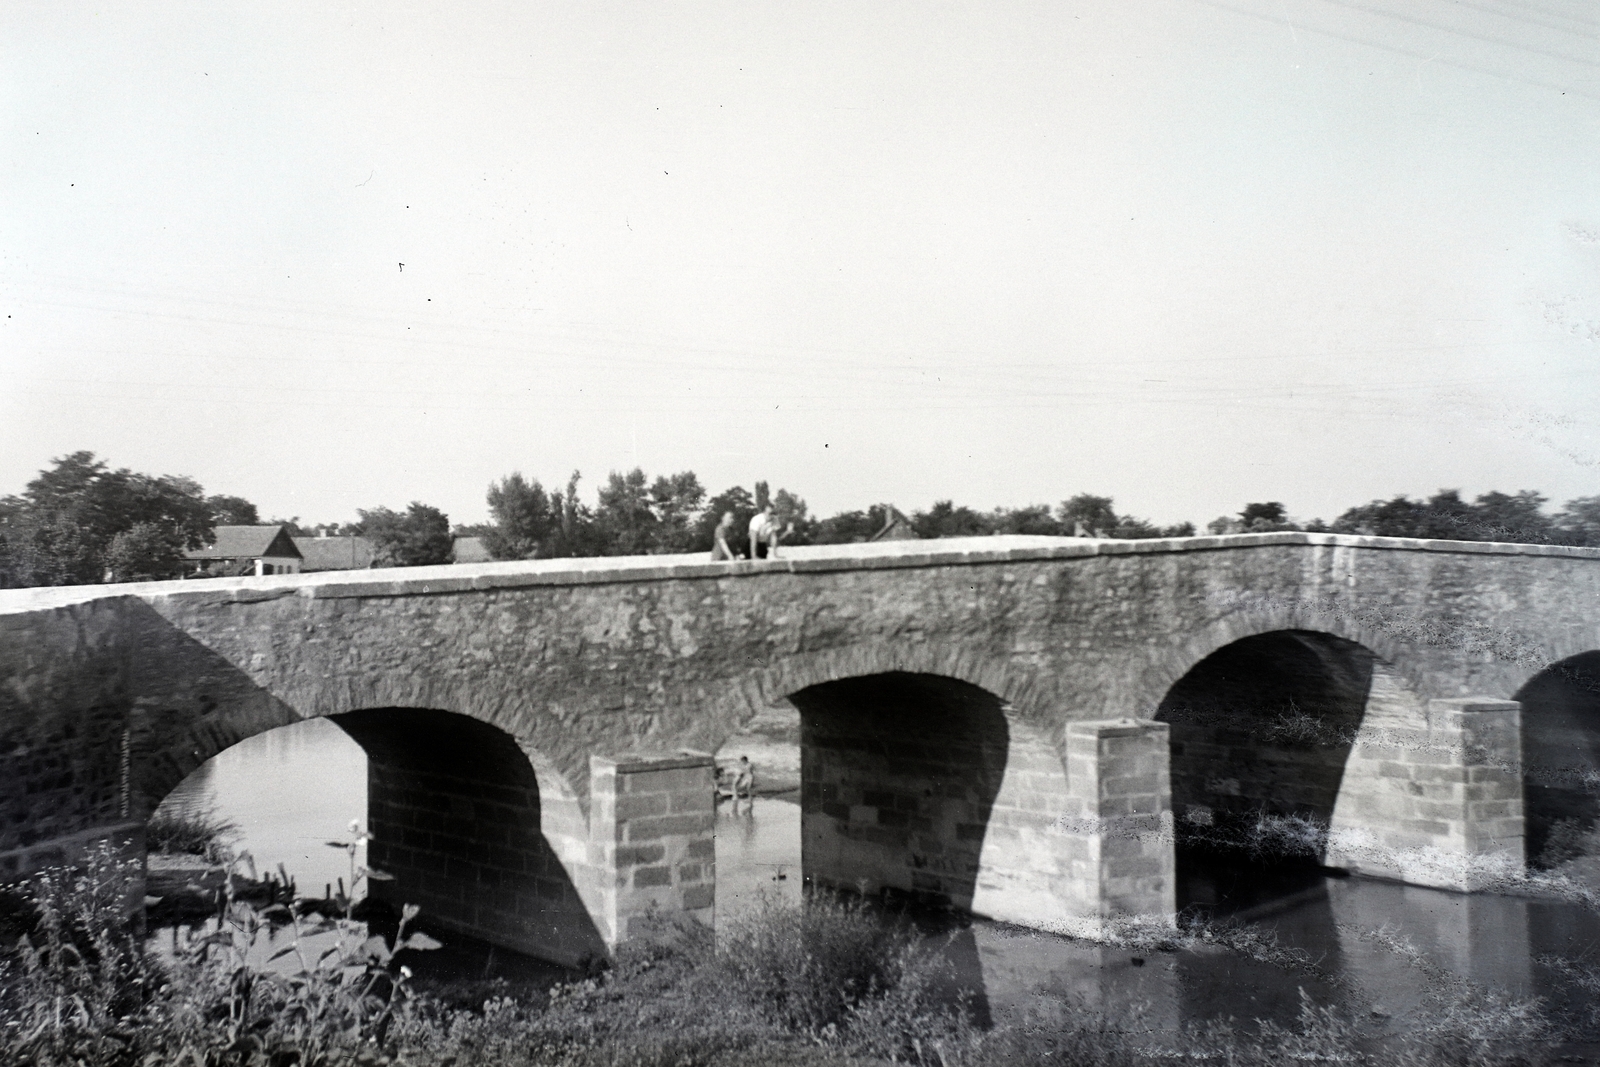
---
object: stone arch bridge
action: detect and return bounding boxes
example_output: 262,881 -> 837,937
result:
3,533 -> 1598,965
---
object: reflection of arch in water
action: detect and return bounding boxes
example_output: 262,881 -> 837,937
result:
1513,652 -> 1600,868
789,672 -> 1076,929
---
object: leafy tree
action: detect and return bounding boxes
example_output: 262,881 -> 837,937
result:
650,471 -> 707,553
207,495 -> 260,526
594,469 -> 658,556
104,523 -> 187,582
484,473 -> 557,560
989,505 -> 1063,536
0,510 -> 101,586
1556,496 -> 1600,546
1472,490 -> 1554,543
912,500 -> 992,539
353,503 -> 452,567
1334,489 -> 1495,540
1111,516 -> 1161,538
551,471 -> 598,557
1238,502 -> 1293,531
0,452 -> 215,586
1057,494 -> 1119,537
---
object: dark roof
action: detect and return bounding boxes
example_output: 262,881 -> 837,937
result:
451,536 -> 493,564
293,536 -> 377,572
869,508 -> 918,541
185,526 -> 303,561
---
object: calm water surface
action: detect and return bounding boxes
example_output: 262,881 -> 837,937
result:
157,721 -> 1600,1031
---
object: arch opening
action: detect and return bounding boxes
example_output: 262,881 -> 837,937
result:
332,708 -> 603,967
1156,630 -> 1376,914
148,709 -> 604,968
789,669 -> 1080,938
1514,652 -> 1600,871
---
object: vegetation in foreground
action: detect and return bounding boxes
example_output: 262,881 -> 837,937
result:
2,843 -> 1593,1067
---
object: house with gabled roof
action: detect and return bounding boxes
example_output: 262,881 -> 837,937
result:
185,525 -> 303,577
869,506 -> 918,541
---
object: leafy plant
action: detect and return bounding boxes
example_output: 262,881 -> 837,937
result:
0,842 -> 160,1062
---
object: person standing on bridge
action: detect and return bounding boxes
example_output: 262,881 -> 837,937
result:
711,511 -> 738,561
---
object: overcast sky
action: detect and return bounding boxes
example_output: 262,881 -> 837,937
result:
4,0 -> 1597,530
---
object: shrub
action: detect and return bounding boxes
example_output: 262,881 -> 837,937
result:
712,889 -> 952,1038
146,804 -> 239,863
0,842 -> 161,1064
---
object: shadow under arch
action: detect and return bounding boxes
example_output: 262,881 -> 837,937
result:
789,672 -> 1010,912
329,707 -> 604,968
1513,651 -> 1600,869
1156,630 -> 1377,915
789,672 -> 1015,1030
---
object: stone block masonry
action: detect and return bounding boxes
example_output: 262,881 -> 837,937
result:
339,708 -> 606,967
797,673 -> 1011,910
1328,698 -> 1524,890
2,532 -> 1595,953
588,752 -> 715,947
1058,719 -> 1175,936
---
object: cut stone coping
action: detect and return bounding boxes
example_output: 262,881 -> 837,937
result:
5,531 -> 1599,615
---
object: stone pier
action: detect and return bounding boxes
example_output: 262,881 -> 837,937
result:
587,752 -> 716,948
1059,719 -> 1176,935
1328,697 -> 1524,889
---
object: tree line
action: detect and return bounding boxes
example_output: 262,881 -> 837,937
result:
2,450 -> 1597,587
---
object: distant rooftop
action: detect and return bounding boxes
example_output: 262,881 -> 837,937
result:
185,525 -> 302,561
293,535 -> 377,572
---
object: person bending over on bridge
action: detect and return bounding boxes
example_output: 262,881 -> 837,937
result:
749,506 -> 778,559
711,511 -> 738,561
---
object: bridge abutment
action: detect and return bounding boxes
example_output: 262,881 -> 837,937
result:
1328,697 -> 1525,889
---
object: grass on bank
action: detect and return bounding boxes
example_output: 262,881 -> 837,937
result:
145,805 -> 240,865
0,844 -> 1590,1067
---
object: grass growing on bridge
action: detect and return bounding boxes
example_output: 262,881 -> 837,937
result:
0,850 -> 1587,1067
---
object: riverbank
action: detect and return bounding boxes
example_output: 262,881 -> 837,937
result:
5,855 -> 1591,1067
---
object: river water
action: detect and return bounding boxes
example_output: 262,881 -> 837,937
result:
155,720 -> 1600,1035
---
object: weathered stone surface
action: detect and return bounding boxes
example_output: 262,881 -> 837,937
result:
1,533 -> 1596,950
589,752 -> 715,946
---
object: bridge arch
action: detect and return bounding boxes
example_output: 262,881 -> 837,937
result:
1134,607 -> 1417,720
147,704 -> 602,967
1154,628 -> 1413,912
1514,651 -> 1600,869
757,666 -> 1077,931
